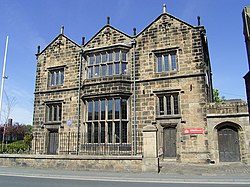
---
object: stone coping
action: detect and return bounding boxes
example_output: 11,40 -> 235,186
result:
0,154 -> 142,160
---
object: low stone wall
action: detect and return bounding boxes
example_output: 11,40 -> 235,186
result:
0,154 -> 142,172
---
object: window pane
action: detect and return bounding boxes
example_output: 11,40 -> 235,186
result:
95,66 -> 100,77
121,98 -> 127,119
89,55 -> 94,65
94,122 -> 98,143
60,70 -> 64,84
164,55 -> 169,71
115,51 -> 120,61
159,96 -> 164,115
171,54 -> 177,71
88,67 -> 93,79
88,101 -> 93,120
115,122 -> 120,143
101,65 -> 106,77
122,63 -> 127,74
122,52 -> 127,61
121,122 -> 127,143
108,64 -> 113,75
94,100 -> 99,120
101,122 -> 105,143
102,53 -> 107,63
96,54 -> 100,64
58,104 -> 62,121
115,63 -> 120,74
51,72 -> 55,86
108,99 -> 112,119
157,56 -> 162,72
166,95 -> 171,115
101,100 -> 106,120
53,105 -> 58,121
115,98 -> 120,119
48,105 -> 52,121
108,52 -> 113,62
87,123 -> 92,143
55,71 -> 59,85
173,94 -> 179,114
108,122 -> 112,143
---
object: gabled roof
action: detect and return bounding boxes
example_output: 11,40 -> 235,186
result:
136,12 -> 196,37
84,24 -> 133,47
37,34 -> 81,56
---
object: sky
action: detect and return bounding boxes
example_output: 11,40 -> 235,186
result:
0,0 -> 249,125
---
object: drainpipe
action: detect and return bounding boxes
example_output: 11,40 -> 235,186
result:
76,50 -> 83,155
131,38 -> 137,156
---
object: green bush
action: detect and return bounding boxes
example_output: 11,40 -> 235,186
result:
0,140 -> 30,154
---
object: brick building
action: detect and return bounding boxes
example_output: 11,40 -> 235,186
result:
32,5 -> 250,165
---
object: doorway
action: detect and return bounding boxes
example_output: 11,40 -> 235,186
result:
163,127 -> 177,158
218,125 -> 240,162
47,129 -> 59,154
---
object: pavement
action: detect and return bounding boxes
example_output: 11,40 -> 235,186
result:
159,161 -> 250,176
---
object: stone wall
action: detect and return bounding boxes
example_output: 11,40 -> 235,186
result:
207,101 -> 250,164
0,154 -> 142,172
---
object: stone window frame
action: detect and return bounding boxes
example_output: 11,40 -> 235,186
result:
44,101 -> 63,124
84,96 -> 129,144
153,47 -> 178,74
47,66 -> 65,87
85,49 -> 129,79
154,89 -> 181,118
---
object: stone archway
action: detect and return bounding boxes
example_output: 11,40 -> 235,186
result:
217,123 -> 241,162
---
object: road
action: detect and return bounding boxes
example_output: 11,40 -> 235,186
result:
0,167 -> 250,187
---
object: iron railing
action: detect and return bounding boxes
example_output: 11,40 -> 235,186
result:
32,132 -> 141,156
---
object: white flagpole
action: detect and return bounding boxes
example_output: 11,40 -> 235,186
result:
0,36 -> 9,123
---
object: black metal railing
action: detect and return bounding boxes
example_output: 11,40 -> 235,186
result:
32,132 -> 142,156
80,143 -> 132,156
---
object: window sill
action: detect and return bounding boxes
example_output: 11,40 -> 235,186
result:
156,114 -> 181,120
44,121 -> 62,125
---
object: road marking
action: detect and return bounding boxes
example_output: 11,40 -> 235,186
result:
0,172 -> 249,185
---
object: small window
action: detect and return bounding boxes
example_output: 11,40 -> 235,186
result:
49,68 -> 64,87
156,51 -> 177,73
46,103 -> 62,122
157,93 -> 179,116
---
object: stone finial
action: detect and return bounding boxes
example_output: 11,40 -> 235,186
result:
61,25 -> 64,35
163,4 -> 167,13
133,27 -> 137,36
82,36 -> 85,45
197,16 -> 201,26
107,16 -> 110,25
37,45 -> 40,54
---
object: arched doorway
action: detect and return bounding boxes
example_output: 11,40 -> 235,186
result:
218,124 -> 240,162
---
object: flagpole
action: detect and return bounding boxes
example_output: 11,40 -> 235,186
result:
0,36 -> 9,123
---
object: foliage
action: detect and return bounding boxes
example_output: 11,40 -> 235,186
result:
213,89 -> 225,103
0,123 -> 33,154
0,140 -> 30,154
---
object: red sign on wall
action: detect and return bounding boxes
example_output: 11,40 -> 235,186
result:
183,128 -> 204,134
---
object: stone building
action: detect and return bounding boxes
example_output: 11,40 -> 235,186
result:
32,5 -> 250,165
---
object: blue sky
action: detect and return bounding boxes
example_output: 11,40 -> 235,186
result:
0,0 -> 249,124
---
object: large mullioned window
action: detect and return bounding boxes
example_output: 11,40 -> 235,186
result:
87,50 -> 128,79
86,97 -> 128,144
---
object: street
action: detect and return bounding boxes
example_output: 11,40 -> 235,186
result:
0,167 -> 249,187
